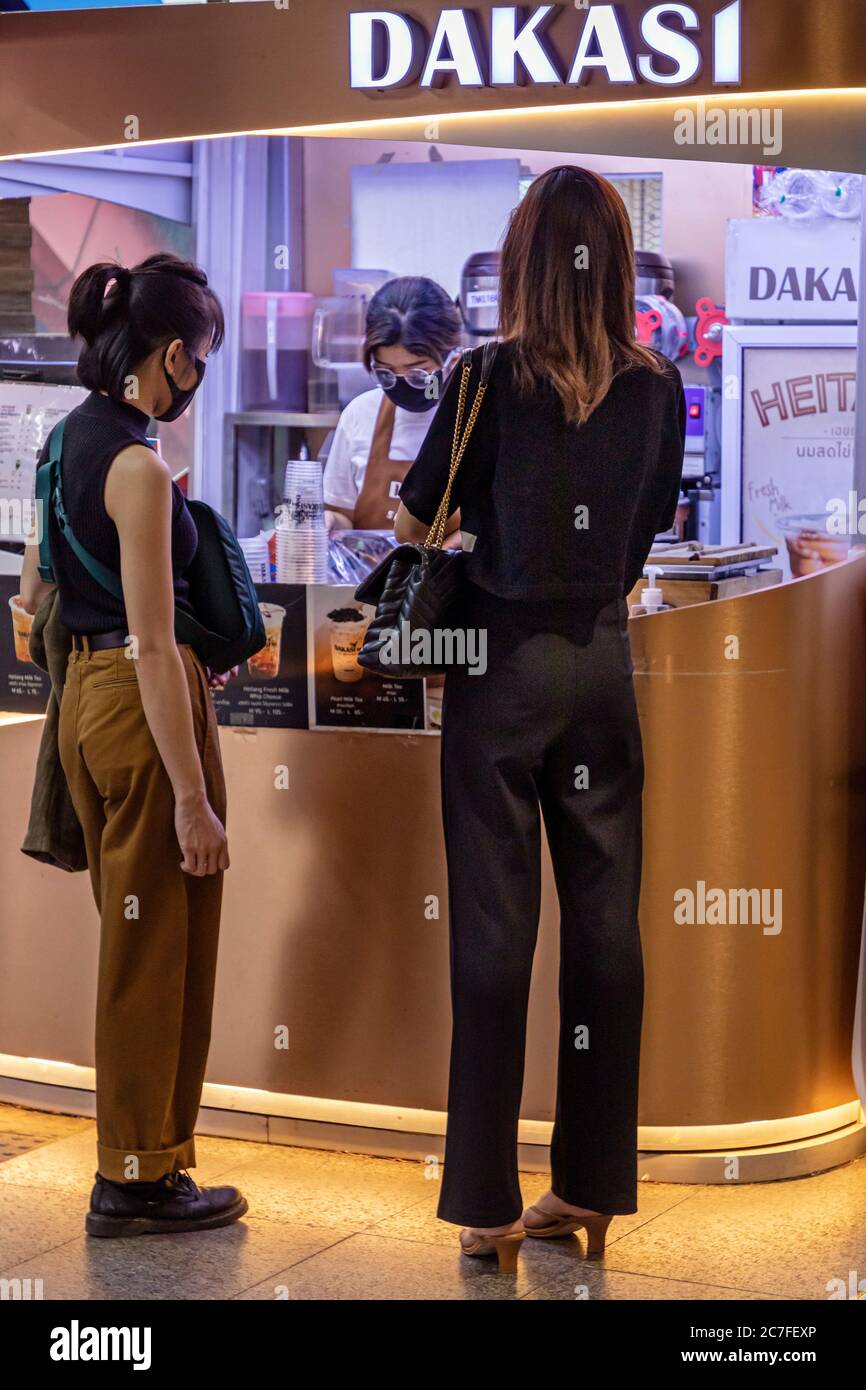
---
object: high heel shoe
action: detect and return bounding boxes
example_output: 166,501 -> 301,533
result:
459,1227 -> 525,1273
522,1204 -> 614,1256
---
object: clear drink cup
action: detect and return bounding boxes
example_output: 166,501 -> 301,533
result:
9,594 -> 33,664
327,606 -> 370,683
247,602 -> 286,679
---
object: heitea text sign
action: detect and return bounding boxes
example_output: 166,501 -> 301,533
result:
349,3 -> 742,91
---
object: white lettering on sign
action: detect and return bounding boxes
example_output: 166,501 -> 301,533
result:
637,4 -> 700,86
421,9 -> 486,86
490,5 -> 560,86
349,10 -> 422,88
713,0 -> 741,83
568,5 -> 635,85
349,2 -> 742,90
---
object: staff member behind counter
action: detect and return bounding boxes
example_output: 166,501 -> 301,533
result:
323,276 -> 463,534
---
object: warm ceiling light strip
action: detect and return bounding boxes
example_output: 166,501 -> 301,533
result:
289,85 -> 866,137
0,87 -> 864,164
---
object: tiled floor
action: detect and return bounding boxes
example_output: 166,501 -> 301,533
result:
1,1103 -> 865,1301
0,1104 -> 90,1163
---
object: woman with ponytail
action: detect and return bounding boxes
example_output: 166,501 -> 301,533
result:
20,254 -> 248,1238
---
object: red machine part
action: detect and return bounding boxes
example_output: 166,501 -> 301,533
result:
694,297 -> 728,368
635,306 -> 662,345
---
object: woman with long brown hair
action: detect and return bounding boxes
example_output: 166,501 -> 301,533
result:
396,166 -> 685,1270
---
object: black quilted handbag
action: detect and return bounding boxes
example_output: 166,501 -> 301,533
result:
354,340 -> 498,679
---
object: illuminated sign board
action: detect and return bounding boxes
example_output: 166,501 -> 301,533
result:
350,3 -> 742,90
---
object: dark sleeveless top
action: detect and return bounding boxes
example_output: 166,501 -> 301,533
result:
38,391 -> 198,634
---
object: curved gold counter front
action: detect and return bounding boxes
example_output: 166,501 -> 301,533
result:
629,555 -> 866,1178
2,558 -> 865,1183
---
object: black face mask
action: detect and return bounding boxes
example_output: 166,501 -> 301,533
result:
157,351 -> 206,422
382,370 -> 444,414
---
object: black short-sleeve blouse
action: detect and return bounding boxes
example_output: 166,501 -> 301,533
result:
399,339 -> 686,603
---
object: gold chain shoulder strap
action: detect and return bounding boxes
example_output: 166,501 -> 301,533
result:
425,341 -> 498,549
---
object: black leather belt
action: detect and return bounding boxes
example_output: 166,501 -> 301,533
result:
71,628 -> 129,652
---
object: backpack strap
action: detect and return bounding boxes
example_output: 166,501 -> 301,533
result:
36,418 -> 124,600
35,421 -> 63,583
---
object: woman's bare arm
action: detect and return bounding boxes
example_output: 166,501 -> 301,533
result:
19,529 -> 56,614
105,445 -> 228,875
394,501 -> 461,549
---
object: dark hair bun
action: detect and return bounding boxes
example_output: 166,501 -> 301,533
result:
67,253 -> 224,399
67,262 -> 125,346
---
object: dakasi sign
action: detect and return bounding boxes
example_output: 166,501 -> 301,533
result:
726,219 -> 860,324
349,3 -> 742,91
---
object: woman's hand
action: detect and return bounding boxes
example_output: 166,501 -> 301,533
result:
206,666 -> 238,689
175,791 -> 230,876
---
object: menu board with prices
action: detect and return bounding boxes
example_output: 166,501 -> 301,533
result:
0,574 -> 51,712
306,583 -> 427,733
0,383 -> 87,541
0,575 -> 442,735
211,583 -> 308,729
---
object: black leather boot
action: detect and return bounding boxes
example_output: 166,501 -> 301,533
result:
86,1170 -> 248,1238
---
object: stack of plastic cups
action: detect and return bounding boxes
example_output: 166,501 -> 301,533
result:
238,533 -> 271,585
276,459 -> 330,584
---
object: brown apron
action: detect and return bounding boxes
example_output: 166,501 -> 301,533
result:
353,394 -> 414,530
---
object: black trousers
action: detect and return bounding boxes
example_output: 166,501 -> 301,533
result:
437,585 -> 645,1228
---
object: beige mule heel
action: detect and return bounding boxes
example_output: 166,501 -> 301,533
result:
523,1205 -> 614,1256
459,1228 -> 525,1273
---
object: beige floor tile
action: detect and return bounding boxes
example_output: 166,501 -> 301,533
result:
521,1263 -> 786,1300
0,1104 -> 90,1163
209,1145 -> 438,1233
235,1231 -> 527,1301
179,1135 -> 274,1183
598,1157 -> 866,1299
2,1216 -> 341,1302
0,1129 -> 97,1193
0,1183 -> 85,1271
